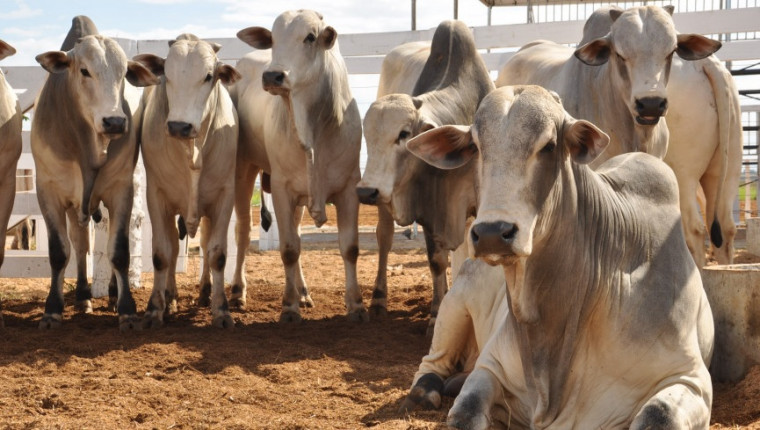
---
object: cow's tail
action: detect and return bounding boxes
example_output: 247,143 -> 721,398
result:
177,216 -> 187,241
702,57 -> 738,248
260,172 -> 272,232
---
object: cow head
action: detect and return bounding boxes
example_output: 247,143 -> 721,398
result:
134,34 -> 240,163
0,39 -> 16,61
357,94 -> 436,208
574,6 -> 720,126
408,86 -> 609,266
36,35 -> 158,167
237,10 -> 338,97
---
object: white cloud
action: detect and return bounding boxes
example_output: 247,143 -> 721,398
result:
0,0 -> 43,20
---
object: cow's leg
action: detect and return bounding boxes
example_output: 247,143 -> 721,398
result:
65,208 -> 92,314
38,191 -> 70,329
446,367 -> 504,430
105,192 -> 140,331
677,180 -> 707,269
400,280 -> 475,413
107,274 -> 117,312
291,205 -> 314,308
230,163 -> 259,309
205,209 -> 234,329
630,383 -> 711,430
423,227 -> 449,334
197,217 -> 212,307
144,205 -> 177,329
335,185 -> 367,322
271,184 -> 308,323
369,204 -> 394,318
165,222 -> 180,316
0,169 -> 13,330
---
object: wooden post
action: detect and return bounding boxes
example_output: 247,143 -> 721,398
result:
411,0 -> 417,31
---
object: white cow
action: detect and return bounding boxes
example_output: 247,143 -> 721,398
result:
0,39 -> 22,329
32,16 -> 158,330
231,10 -> 365,322
576,5 -> 743,267
363,41 -> 429,319
496,6 -> 720,167
357,21 -> 493,328
405,86 -> 714,428
135,34 -> 240,329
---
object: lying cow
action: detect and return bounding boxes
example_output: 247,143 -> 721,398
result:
32,16 -> 158,330
357,20 -> 493,328
135,34 -> 240,329
405,85 -> 714,428
0,39 -> 22,329
577,5 -> 743,268
231,10 -> 364,322
496,5 -> 720,166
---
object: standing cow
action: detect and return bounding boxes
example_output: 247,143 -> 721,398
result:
32,16 -> 158,330
496,6 -> 720,166
357,20 -> 493,329
0,39 -> 22,329
231,10 -> 364,323
135,34 -> 240,329
576,5 -> 743,267
406,85 -> 714,429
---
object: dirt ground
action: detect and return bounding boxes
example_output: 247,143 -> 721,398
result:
0,205 -> 759,429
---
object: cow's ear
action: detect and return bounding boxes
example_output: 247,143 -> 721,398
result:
126,60 -> 160,87
209,42 -> 222,53
574,36 -> 611,66
36,51 -> 70,74
406,125 -> 477,170
676,34 -> 721,61
0,40 -> 16,61
609,8 -> 624,21
412,97 -> 423,110
237,27 -> 272,50
662,5 -> 675,16
132,54 -> 166,78
216,63 -> 241,85
319,26 -> 337,50
563,118 -> 609,164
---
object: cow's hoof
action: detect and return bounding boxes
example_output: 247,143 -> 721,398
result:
108,297 -> 117,313
76,299 -> 93,314
119,314 -> 142,332
347,308 -> 369,323
39,314 -> 63,330
369,304 -> 388,319
166,299 -> 178,315
399,373 -> 444,413
142,313 -> 164,330
279,311 -> 302,324
299,294 -> 314,308
229,296 -> 246,310
212,314 -> 235,330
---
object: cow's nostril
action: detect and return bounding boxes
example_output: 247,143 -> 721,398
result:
502,223 -> 518,240
470,228 -> 480,245
167,121 -> 194,138
356,187 -> 380,205
102,116 -> 126,134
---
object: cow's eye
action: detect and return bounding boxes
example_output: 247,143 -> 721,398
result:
397,130 -> 410,143
540,141 -> 556,154
304,33 -> 316,43
204,73 -> 213,83
80,68 -> 91,78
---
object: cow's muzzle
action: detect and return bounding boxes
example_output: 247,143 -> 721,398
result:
634,97 -> 667,126
167,121 -> 196,139
356,187 -> 380,205
102,116 -> 126,135
262,71 -> 288,95
471,221 -> 519,259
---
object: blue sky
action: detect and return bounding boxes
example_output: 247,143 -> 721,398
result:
0,0 -> 527,66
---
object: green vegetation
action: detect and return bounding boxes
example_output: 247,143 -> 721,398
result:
250,185 -> 262,206
738,182 -> 758,201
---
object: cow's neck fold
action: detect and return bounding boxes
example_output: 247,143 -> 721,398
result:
510,161 -> 647,427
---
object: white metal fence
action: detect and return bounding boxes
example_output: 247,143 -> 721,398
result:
3,6 -> 760,282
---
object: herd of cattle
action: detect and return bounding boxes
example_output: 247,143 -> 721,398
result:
0,5 -> 745,428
